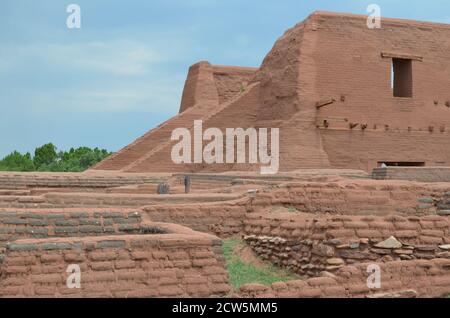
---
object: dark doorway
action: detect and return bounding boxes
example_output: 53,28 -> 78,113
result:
378,162 -> 425,167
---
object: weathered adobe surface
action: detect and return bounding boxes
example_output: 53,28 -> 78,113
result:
0,172 -> 170,189
92,65 -> 258,172
0,223 -> 230,298
244,212 -> 450,277
0,210 -> 149,251
0,191 -> 245,209
373,167 -> 450,182
142,179 -> 450,239
180,62 -> 258,112
237,259 -> 450,298
142,200 -> 248,238
252,179 -> 450,216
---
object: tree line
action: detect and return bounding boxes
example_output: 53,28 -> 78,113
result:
0,143 -> 112,172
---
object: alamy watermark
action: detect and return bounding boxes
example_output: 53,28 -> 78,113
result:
367,264 -> 381,289
66,4 -> 81,29
367,4 -> 381,29
171,120 -> 279,175
66,264 -> 81,289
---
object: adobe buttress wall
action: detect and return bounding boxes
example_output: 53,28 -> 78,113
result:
179,61 -> 220,113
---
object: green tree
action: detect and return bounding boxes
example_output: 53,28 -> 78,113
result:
0,151 -> 35,171
33,143 -> 57,168
0,144 -> 112,172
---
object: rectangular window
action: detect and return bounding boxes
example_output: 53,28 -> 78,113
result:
392,58 -> 413,98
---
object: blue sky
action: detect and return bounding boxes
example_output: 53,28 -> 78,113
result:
1,0 -> 449,157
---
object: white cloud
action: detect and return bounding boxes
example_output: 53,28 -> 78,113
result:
0,39 -> 188,114
16,75 -> 185,115
2,40 -> 167,76
59,81 -> 184,113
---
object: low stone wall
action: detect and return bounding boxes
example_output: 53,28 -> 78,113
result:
252,180 -> 450,216
244,213 -> 450,277
238,259 -> 450,298
373,167 -> 450,182
0,210 -> 150,250
141,179 -> 450,237
0,224 -> 231,298
0,192 -> 244,209
142,201 -> 248,237
0,172 -> 169,189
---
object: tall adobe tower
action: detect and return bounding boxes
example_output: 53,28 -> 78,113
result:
92,12 -> 450,173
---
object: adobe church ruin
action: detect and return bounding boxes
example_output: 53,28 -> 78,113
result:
0,12 -> 449,298
93,11 -> 450,174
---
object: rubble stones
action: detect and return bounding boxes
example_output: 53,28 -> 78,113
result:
367,290 -> 418,299
374,236 -> 403,249
326,258 -> 344,266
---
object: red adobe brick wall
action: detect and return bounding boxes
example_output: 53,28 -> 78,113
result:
0,172 -> 168,189
373,167 -> 450,182
310,12 -> 450,171
0,191 -> 244,209
244,212 -> 450,277
238,259 -> 450,298
0,224 -> 231,298
142,201 -> 248,237
212,65 -> 258,105
141,180 -> 450,238
251,180 -> 450,216
0,210 -> 150,250
179,61 -> 220,113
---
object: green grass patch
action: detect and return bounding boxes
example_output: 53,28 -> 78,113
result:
222,238 -> 299,290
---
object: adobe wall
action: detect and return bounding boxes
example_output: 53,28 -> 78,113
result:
138,179 -> 450,238
212,65 -> 258,105
244,212 -> 450,277
90,106 -> 208,171
95,61 -> 249,172
0,224 -> 231,298
373,167 -> 450,182
0,210 -> 149,250
179,62 -> 257,114
179,61 -> 220,113
309,12 -> 450,171
142,201 -> 248,237
0,191 -> 244,209
125,82 -> 264,173
238,259 -> 450,298
254,16 -> 331,170
0,172 -> 168,189
252,180 -> 450,216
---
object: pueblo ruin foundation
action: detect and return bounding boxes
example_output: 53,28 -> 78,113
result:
1,12 -> 450,298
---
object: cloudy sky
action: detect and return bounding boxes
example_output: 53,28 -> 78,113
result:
1,0 -> 449,157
